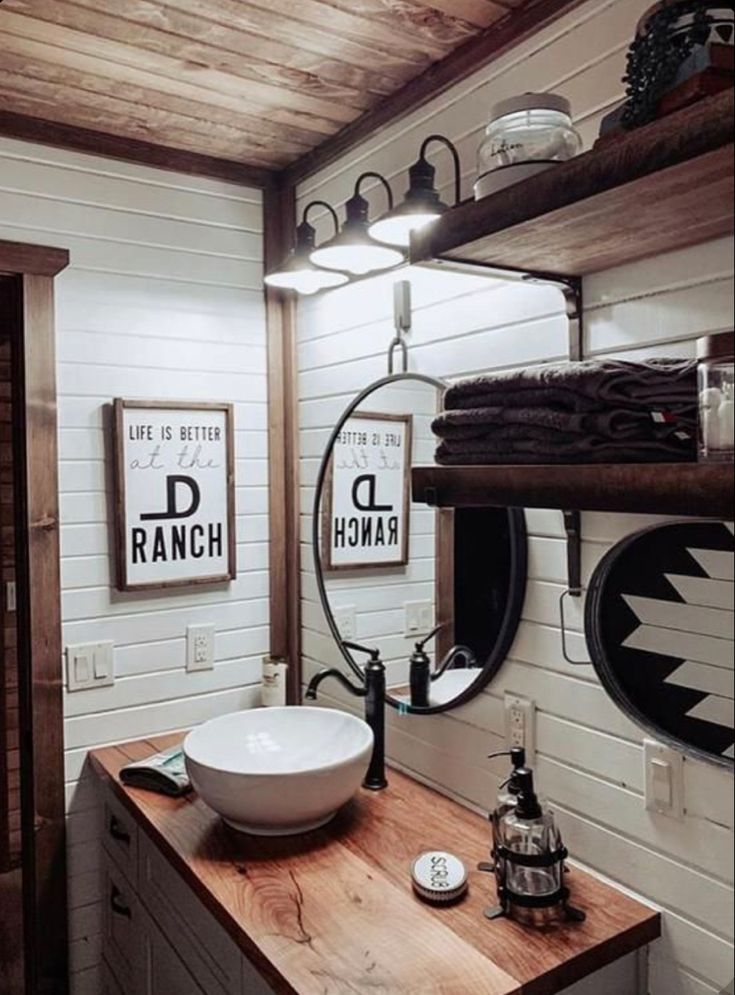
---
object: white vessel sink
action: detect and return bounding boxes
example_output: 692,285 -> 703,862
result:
183,707 -> 373,836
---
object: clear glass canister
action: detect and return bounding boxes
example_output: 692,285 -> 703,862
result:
698,333 -> 734,463
476,93 -> 582,198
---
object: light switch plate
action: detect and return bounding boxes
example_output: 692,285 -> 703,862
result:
66,642 -> 115,692
187,624 -> 215,673
644,739 -> 684,820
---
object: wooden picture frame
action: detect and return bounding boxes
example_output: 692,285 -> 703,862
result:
112,399 -> 236,592
321,411 -> 413,574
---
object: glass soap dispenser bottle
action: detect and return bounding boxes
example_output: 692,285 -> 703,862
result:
487,768 -> 585,927
475,93 -> 582,200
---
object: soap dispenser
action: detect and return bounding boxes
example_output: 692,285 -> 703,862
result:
486,767 -> 585,927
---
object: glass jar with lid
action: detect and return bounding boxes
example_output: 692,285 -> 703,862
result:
475,93 -> 582,200
698,332 -> 734,462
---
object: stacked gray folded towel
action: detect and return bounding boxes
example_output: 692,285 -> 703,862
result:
433,359 -> 698,466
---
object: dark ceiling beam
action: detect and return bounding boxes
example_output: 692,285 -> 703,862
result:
0,111 -> 277,190
282,0 -> 588,189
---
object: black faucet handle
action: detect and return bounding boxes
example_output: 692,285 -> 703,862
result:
342,640 -> 381,664
416,622 -> 448,652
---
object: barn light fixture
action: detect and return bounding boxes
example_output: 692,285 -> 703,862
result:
264,201 -> 349,296
369,135 -> 462,248
310,172 -> 405,276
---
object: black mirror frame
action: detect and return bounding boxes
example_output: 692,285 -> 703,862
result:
312,372 -> 529,715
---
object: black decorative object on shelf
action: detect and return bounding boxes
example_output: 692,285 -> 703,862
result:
622,1 -> 734,128
587,520 -> 734,769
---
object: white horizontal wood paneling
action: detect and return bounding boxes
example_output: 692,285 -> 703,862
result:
295,0 -> 735,988
0,137 -> 266,993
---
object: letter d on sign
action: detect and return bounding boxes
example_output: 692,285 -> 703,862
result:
141,475 -> 201,521
352,474 -> 392,513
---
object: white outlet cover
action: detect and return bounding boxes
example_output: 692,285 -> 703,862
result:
187,625 -> 215,673
334,605 -> 357,641
504,692 -> 536,763
405,601 -> 434,637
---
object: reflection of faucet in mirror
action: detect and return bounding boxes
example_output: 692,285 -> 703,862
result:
409,624 -> 478,710
305,641 -> 388,791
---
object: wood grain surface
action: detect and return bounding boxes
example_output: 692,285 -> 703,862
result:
412,463 -> 735,519
411,91 -> 735,277
91,733 -> 660,995
0,0 -> 582,175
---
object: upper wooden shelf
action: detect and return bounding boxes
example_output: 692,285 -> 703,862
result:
410,90 -> 734,278
412,462 -> 734,517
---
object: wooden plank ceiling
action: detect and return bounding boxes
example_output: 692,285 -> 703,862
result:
0,0 -> 535,175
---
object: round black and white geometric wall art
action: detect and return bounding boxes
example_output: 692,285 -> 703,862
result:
586,520 -> 734,769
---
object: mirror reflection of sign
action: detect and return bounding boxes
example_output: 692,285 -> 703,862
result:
114,401 -> 236,591
326,413 -> 412,571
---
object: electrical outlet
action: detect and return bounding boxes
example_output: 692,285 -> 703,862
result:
405,601 -> 434,637
504,693 -> 536,762
66,642 -> 114,692
334,605 -> 357,641
187,625 -> 215,673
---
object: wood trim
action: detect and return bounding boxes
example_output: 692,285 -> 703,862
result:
264,180 -> 301,704
10,269 -> 69,993
0,111 -> 277,190
0,239 -> 69,278
282,0 -> 588,186
110,398 -> 237,593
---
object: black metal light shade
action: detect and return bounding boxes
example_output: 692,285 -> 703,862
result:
264,201 -> 349,295
370,136 -> 462,248
310,172 -> 405,275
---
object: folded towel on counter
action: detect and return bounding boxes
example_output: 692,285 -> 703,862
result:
443,359 -> 698,414
433,406 -> 696,443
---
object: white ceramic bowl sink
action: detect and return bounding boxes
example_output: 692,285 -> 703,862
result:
183,707 -> 373,836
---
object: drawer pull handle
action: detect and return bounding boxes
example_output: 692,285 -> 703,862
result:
110,886 -> 132,919
109,815 -> 131,845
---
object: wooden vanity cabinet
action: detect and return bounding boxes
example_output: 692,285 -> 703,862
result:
99,785 -> 274,995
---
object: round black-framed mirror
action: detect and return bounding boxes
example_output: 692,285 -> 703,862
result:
312,372 -> 528,715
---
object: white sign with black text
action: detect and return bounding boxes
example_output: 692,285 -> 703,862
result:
113,400 -> 236,591
324,412 -> 412,572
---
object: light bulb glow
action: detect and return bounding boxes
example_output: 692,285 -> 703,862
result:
369,211 -> 441,247
264,261 -> 348,295
310,242 -> 404,275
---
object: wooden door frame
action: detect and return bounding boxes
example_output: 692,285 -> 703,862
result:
1,238 -> 70,994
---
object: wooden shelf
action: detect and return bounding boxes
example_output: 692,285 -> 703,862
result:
411,90 -> 734,278
412,463 -> 734,518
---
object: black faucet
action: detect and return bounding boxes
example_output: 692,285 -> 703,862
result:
305,641 -> 387,791
409,624 -> 477,709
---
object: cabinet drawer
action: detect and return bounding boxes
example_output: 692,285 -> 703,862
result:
102,787 -> 138,888
138,834 -> 239,995
102,856 -> 139,994
138,904 -> 208,995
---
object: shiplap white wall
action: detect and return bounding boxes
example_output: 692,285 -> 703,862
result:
296,0 -> 735,992
0,137 -> 267,994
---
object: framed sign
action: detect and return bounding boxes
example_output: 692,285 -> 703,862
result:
113,400 -> 236,592
322,412 -> 412,573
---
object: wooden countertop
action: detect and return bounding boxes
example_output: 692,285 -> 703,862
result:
90,733 -> 660,995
